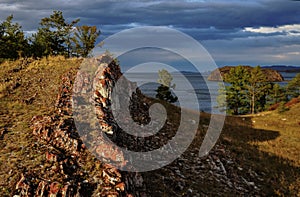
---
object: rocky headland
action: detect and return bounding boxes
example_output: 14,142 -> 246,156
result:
208,66 -> 284,82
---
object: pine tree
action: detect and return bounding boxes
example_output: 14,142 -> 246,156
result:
223,66 -> 250,115
0,15 -> 28,60
218,66 -> 272,115
246,66 -> 272,114
31,11 -> 79,57
155,69 -> 178,103
216,82 -> 227,113
287,73 -> 300,98
268,83 -> 287,105
72,25 -> 101,57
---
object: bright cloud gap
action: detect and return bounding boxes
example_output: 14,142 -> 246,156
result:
244,24 -> 300,34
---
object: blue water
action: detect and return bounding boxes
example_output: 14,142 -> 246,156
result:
124,72 -> 298,114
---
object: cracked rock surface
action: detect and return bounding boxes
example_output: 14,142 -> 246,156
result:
15,55 -> 147,197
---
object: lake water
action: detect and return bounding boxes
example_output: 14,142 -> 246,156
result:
124,72 -> 298,114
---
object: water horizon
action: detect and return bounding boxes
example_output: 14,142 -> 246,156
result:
124,71 -> 298,114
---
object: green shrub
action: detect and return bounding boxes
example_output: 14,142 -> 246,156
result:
277,102 -> 289,114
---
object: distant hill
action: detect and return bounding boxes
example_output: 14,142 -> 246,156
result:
208,66 -> 284,82
262,65 -> 300,73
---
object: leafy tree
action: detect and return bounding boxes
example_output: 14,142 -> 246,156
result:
155,69 -> 178,103
72,25 -> 100,57
0,15 -> 28,60
157,69 -> 175,88
287,73 -> 300,98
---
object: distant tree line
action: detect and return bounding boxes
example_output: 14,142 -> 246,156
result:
0,11 -> 100,61
218,66 -> 300,115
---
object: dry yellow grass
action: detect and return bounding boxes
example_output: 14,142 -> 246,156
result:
251,103 -> 300,167
221,103 -> 300,196
0,57 -> 81,195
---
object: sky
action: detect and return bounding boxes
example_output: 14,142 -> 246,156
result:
1,0 -> 300,67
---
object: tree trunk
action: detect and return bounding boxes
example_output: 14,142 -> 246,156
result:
252,93 -> 255,114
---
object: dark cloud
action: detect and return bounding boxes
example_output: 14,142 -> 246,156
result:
203,34 -> 300,66
0,0 -> 300,66
2,0 -> 300,32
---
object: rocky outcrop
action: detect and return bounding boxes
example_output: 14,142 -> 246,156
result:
208,66 -> 284,82
14,55 -> 268,196
15,55 -> 147,197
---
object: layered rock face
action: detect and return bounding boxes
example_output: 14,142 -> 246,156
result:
208,66 -> 284,82
15,55 -> 146,196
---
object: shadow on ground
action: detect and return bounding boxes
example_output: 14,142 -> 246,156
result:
142,112 -> 299,196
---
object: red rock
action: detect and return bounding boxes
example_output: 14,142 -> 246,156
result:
27,54 -> 147,196
46,151 -> 57,162
49,182 -> 61,195
115,182 -> 125,191
35,181 -> 47,196
104,191 -> 119,197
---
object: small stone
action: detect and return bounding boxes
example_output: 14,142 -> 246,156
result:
115,182 -> 125,191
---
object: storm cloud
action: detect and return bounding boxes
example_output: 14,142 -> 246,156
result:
1,0 -> 300,66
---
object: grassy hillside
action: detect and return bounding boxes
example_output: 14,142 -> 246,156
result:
251,102 -> 300,167
221,108 -> 300,196
0,56 -> 82,195
0,57 -> 299,196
